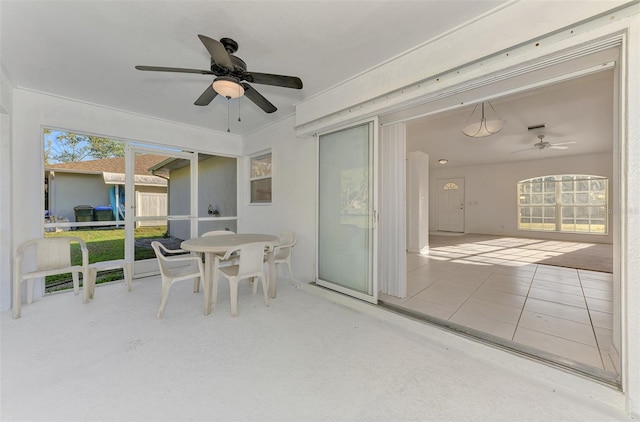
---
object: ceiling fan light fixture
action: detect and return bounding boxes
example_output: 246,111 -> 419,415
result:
212,77 -> 244,99
462,101 -> 506,138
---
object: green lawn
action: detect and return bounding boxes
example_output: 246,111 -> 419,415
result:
44,226 -> 167,290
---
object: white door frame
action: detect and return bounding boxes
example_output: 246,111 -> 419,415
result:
126,145 -> 197,276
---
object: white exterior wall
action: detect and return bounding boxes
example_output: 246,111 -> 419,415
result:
427,152 -> 614,243
2,88 -> 242,311
239,116 -> 316,285
198,155 -> 237,218
0,64 -> 13,311
407,151 -> 429,253
49,172 -> 109,221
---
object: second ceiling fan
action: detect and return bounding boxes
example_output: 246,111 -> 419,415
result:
512,135 -> 576,154
135,35 -> 303,113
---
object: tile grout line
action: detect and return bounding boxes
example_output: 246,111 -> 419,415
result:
441,267 -> 493,322
511,264 -> 538,342
577,269 -> 608,370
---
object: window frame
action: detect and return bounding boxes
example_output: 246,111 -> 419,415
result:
517,174 -> 608,235
249,151 -> 272,205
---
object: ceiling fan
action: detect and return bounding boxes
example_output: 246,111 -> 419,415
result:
511,135 -> 576,153
135,35 -> 303,114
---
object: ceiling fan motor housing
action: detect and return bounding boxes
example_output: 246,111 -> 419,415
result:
220,37 -> 239,54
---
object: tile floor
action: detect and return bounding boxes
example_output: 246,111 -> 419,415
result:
380,234 -> 616,375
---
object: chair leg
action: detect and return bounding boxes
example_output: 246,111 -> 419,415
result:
286,261 -> 295,285
193,278 -> 200,293
260,275 -> 269,307
72,271 -> 80,296
12,279 -> 21,319
229,278 -> 239,317
83,269 -> 94,303
157,279 -> 172,318
26,279 -> 34,304
123,263 -> 133,291
211,272 -> 219,307
194,252 -> 204,293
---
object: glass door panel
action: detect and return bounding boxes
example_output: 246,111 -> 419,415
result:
129,148 -> 194,276
317,121 -> 378,303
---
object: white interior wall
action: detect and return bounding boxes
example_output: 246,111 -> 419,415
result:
239,116 -> 316,285
427,152 -> 614,243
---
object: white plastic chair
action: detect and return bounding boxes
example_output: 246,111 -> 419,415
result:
151,241 -> 205,318
193,229 -> 237,293
13,237 -> 89,319
272,231 -> 297,285
217,242 -> 272,317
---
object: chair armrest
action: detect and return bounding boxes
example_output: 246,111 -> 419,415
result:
156,242 -> 188,256
163,248 -> 189,255
164,255 -> 201,264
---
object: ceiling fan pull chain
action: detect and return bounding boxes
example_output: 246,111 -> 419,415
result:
238,96 -> 242,122
227,97 -> 230,133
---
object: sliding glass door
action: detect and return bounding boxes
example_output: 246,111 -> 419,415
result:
317,120 -> 378,303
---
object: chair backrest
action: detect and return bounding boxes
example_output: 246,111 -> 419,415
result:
235,242 -> 270,277
36,238 -> 74,270
15,236 -> 87,274
151,241 -> 173,275
202,230 -> 235,237
278,231 -> 297,247
276,231 -> 297,258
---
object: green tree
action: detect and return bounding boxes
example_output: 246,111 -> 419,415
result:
46,132 -> 124,163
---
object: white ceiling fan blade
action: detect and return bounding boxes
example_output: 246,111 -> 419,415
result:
511,147 -> 536,154
549,145 -> 569,150
549,141 -> 576,146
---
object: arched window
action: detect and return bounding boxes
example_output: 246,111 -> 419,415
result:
443,182 -> 459,190
517,175 -> 607,234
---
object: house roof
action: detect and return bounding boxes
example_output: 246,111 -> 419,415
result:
46,154 -> 168,176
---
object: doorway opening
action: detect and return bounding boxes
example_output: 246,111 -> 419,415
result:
379,49 -> 620,384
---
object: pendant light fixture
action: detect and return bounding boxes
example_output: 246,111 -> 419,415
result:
461,101 -> 506,138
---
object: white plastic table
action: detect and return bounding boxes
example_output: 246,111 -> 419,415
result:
181,234 -> 279,314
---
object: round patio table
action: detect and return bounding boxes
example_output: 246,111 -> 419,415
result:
181,234 -> 279,314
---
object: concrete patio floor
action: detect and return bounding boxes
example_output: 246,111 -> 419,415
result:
0,276 -> 629,421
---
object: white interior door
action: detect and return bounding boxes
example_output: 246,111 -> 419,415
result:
436,177 -> 464,233
317,120 -> 378,303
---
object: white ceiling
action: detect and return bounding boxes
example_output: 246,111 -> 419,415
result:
0,0 -> 504,135
406,69 -> 614,168
0,0 -> 616,164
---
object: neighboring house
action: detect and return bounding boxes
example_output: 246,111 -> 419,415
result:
149,154 -> 238,240
45,154 -> 168,225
